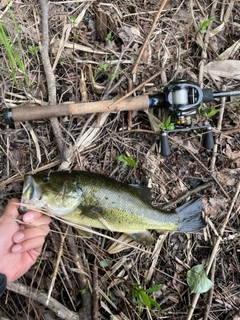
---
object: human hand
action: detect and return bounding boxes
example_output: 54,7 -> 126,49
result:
0,199 -> 51,284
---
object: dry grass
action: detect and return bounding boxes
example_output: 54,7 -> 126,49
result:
0,0 -> 240,319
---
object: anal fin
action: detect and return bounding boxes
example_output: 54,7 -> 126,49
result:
127,230 -> 154,246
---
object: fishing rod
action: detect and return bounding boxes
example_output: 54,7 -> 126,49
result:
3,79 -> 240,155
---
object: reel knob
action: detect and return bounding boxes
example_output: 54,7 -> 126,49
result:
161,132 -> 171,156
203,126 -> 214,150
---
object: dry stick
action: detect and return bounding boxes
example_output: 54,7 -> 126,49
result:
92,259 -> 99,320
168,135 -> 230,199
210,86 -> 226,171
106,64 -> 174,112
218,127 -> 240,135
131,0 -> 168,74
46,227 -> 69,305
102,40 -> 133,100
39,0 -> 64,158
198,1 -> 218,85
203,256 -> 217,320
186,180 -> 240,320
67,227 -> 93,320
7,282 -> 78,320
161,181 -> 213,210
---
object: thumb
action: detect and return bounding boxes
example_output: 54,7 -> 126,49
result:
0,198 -> 20,221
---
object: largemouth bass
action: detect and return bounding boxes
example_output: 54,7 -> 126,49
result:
19,171 -> 206,245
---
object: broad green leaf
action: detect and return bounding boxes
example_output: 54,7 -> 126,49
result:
187,264 -> 213,294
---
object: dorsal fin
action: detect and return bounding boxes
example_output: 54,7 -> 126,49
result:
129,184 -> 152,202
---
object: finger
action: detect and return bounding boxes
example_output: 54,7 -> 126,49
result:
11,236 -> 46,254
22,211 -> 51,223
22,212 -> 51,226
0,198 -> 20,221
13,224 -> 50,243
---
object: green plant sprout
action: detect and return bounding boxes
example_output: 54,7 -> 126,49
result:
197,17 -> 215,33
94,62 -> 119,80
105,32 -> 112,42
28,45 -> 39,54
94,63 -> 111,78
0,7 -> 28,86
158,116 -> 175,130
203,105 -> 219,118
129,283 -> 162,314
68,15 -> 77,25
118,155 -> 138,168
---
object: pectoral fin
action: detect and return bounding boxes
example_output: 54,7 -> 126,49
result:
79,205 -> 113,231
126,230 -> 154,246
79,205 -> 106,218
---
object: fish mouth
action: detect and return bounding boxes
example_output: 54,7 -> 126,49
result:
19,175 -> 42,214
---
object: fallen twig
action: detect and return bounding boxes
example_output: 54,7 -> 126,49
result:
186,180 -> 240,320
7,282 -> 78,320
39,0 -> 65,158
67,227 -> 93,320
46,226 -> 69,305
161,181 -> 213,210
210,85 -> 226,171
131,0 -> 168,74
92,259 -> 99,320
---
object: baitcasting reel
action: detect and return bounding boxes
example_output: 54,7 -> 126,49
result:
148,79 -> 240,156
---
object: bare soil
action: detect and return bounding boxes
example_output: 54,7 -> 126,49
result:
0,1 -> 240,319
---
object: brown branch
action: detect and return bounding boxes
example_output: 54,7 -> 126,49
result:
161,181 -> 214,210
186,180 -> 240,320
7,282 -> 78,320
131,0 -> 168,74
67,227 -> 93,320
92,259 -> 99,320
39,0 -> 65,158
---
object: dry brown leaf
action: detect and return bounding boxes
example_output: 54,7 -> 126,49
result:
209,197 -> 228,210
223,144 -> 240,168
217,172 -> 235,186
118,26 -> 142,43
203,200 -> 217,216
219,40 -> 240,60
204,60 -> 240,80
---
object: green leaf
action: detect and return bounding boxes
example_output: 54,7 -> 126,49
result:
187,264 -> 213,294
130,283 -> 162,312
147,296 -> 161,310
99,259 -> 112,268
105,32 -> 112,42
198,17 -> 215,33
145,284 -> 162,293
118,155 -> 138,168
204,106 -> 219,118
139,291 -> 152,310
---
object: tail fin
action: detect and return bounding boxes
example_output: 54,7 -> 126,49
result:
176,198 -> 206,232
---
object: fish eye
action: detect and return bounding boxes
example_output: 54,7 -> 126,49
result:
42,175 -> 50,182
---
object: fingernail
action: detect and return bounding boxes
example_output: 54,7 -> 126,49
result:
15,232 -> 24,241
24,213 -> 34,222
12,244 -> 22,252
